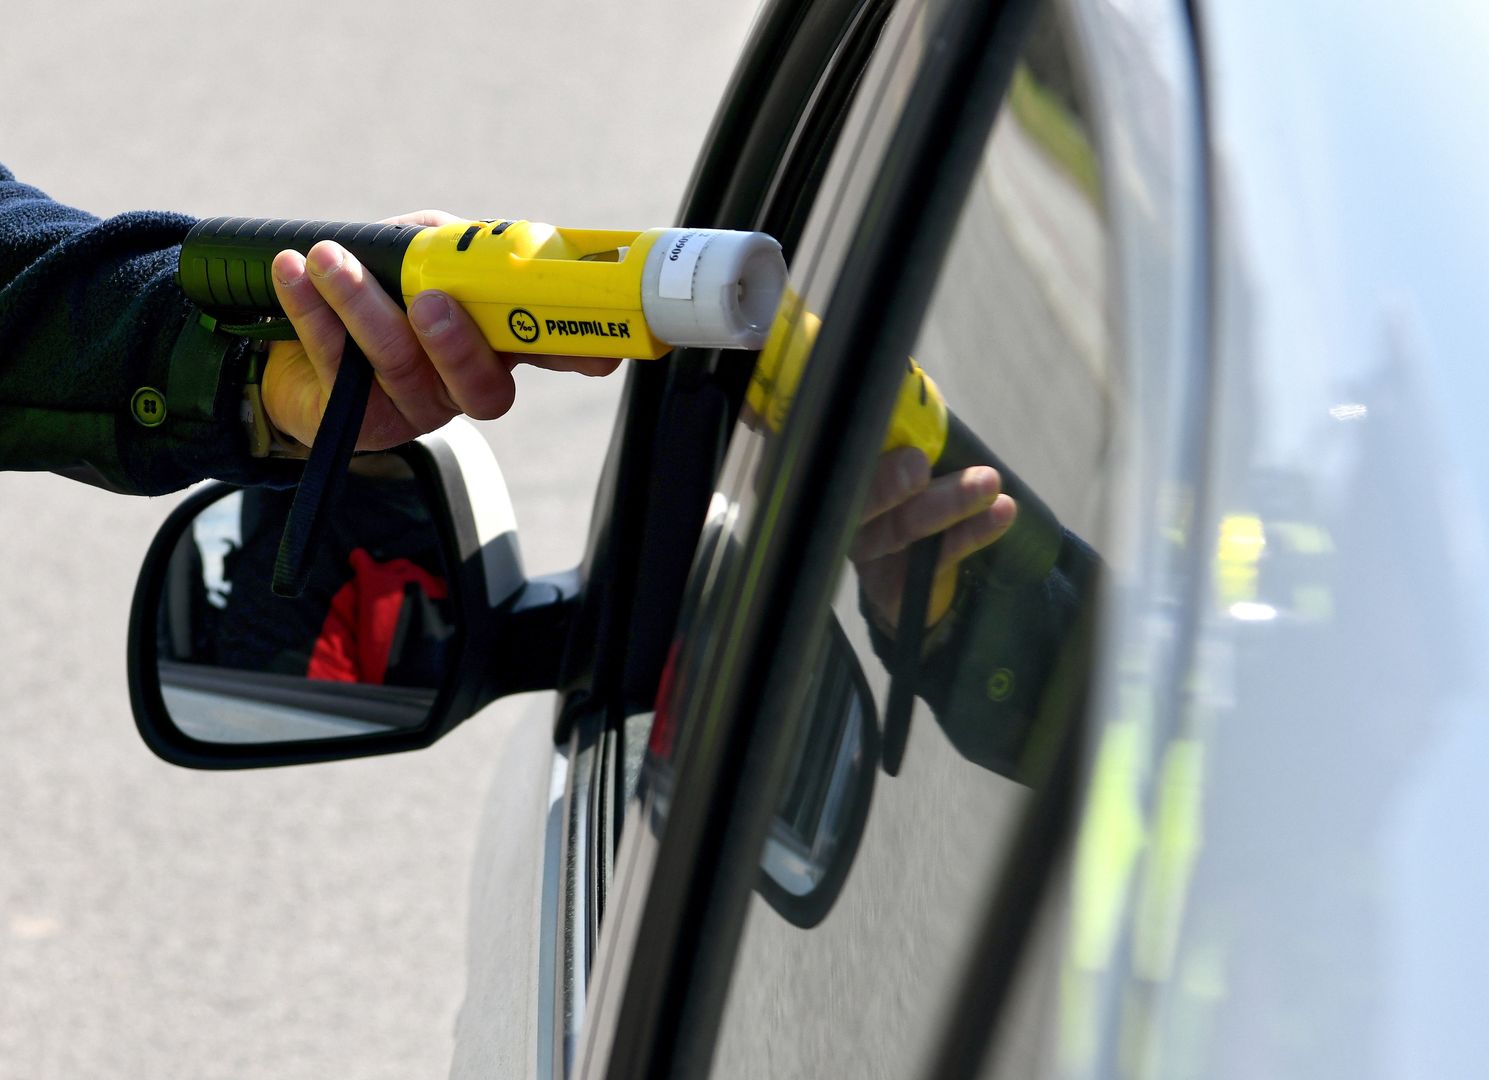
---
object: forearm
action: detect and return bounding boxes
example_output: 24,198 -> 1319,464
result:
0,165 -> 284,494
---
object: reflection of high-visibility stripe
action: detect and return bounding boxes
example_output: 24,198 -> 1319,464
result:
1071,712 -> 1147,970
1063,705 -> 1148,1072
1062,702 -> 1212,1072
1134,738 -> 1204,982
1270,521 -> 1333,555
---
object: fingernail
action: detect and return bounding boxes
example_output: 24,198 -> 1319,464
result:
972,466 -> 1002,502
306,244 -> 345,278
410,293 -> 452,336
272,253 -> 305,288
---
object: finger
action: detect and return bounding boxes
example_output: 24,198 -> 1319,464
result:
301,240 -> 457,435
855,556 -> 907,629
379,209 -> 464,228
861,447 -> 932,522
260,338 -> 325,447
407,290 -> 517,421
924,495 -> 1015,626
854,493 -> 1015,631
851,465 -> 1002,563
271,249 -> 346,390
935,494 -> 1017,572
510,354 -> 624,377
273,248 -> 419,450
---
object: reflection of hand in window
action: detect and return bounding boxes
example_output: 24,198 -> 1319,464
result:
850,445 -> 1100,780
851,437 -> 1107,774
850,446 -> 1016,630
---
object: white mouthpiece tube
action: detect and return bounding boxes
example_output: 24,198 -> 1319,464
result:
640,229 -> 787,350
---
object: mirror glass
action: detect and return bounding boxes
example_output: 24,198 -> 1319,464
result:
155,455 -> 457,744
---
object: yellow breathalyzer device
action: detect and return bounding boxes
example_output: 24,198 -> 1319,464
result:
178,217 -> 788,358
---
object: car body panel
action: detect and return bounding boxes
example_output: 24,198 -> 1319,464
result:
448,695 -> 565,1079
1064,3 -> 1489,1078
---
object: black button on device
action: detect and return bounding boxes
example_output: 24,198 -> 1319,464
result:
456,224 -> 481,252
491,220 -> 512,235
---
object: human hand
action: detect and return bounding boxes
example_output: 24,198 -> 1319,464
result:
261,210 -> 620,450
851,446 -> 1016,629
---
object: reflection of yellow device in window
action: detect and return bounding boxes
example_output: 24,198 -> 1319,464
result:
748,290 -> 950,461
749,290 -> 1064,587
179,217 -> 788,360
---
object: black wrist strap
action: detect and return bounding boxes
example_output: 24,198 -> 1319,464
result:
882,532 -> 941,776
271,338 -> 374,597
179,307 -> 375,597
164,310 -> 244,424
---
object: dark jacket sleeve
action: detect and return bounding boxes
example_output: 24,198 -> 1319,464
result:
863,528 -> 1100,780
0,163 -> 289,494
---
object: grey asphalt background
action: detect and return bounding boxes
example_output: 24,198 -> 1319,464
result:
0,2 -> 755,1076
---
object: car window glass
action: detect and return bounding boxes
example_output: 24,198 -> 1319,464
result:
672,0 -> 932,616
705,3 -> 1111,1076
576,6 -> 929,1071
577,5 -> 941,1072
648,0 -> 938,736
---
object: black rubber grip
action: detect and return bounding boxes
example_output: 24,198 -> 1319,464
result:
935,411 -> 1063,588
178,217 -> 428,318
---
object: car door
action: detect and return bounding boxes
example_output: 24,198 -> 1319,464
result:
533,0 -> 908,1075
573,0 -> 1210,1075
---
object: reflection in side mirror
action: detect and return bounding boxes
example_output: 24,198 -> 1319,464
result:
128,419 -> 581,770
155,455 -> 455,746
757,618 -> 879,928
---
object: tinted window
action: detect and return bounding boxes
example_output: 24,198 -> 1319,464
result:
704,2 -> 1111,1075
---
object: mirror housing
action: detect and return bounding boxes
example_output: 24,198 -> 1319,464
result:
645,615 -> 878,927
755,617 -> 879,927
128,419 -> 577,769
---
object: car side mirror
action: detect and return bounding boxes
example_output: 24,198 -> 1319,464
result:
128,419 -> 577,769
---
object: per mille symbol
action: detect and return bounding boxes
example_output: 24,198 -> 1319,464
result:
509,308 -> 540,343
